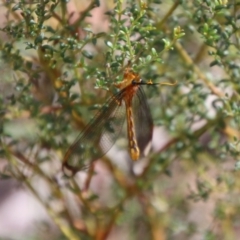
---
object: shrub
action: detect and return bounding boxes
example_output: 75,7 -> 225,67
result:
1,0 -> 239,239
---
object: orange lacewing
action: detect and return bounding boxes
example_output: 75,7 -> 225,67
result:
62,64 -> 175,175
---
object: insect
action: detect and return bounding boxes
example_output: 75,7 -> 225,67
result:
63,64 -> 175,175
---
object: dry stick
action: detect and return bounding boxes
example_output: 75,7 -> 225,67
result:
175,41 -> 224,98
156,0 -> 224,98
139,193 -> 166,240
140,114 -> 222,178
84,162 -> 95,190
8,151 -> 81,240
194,43 -> 208,64
95,210 -> 121,240
71,178 -> 93,212
70,166 -> 124,239
10,151 -> 79,236
71,0 -> 99,30
25,180 -> 81,240
156,0 -> 181,29
175,37 -> 240,138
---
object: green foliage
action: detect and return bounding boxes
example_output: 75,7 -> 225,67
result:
1,0 -> 240,239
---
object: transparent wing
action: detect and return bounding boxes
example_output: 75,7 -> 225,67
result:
63,90 -> 126,175
132,86 -> 153,156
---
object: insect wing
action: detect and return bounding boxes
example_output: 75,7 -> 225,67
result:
132,86 -> 153,156
63,91 -> 126,173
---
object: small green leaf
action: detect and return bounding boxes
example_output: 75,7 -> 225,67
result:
82,50 -> 93,59
48,35 -> 61,41
92,38 -> 97,45
235,161 -> 240,171
151,47 -> 157,56
146,55 -> 152,62
12,3 -> 21,11
35,34 -> 44,45
105,41 -> 113,48
95,32 -> 106,37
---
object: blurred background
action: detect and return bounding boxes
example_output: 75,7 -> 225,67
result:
1,0 -> 240,239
